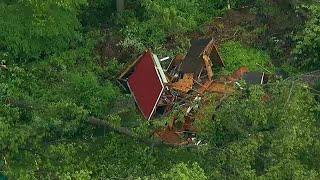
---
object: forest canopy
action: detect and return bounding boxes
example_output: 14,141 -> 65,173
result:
0,0 -> 319,179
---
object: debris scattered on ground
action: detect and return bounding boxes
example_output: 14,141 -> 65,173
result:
118,38 -> 270,145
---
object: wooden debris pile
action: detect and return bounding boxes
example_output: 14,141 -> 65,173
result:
118,38 -> 269,146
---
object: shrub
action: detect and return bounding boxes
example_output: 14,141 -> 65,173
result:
292,5 -> 320,71
0,0 -> 87,61
117,0 -> 224,54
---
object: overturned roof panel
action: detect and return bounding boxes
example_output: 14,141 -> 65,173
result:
181,39 -> 210,77
128,51 -> 164,120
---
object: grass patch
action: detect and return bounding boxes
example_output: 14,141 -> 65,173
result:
220,41 -> 274,74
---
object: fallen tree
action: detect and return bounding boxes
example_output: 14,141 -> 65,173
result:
88,117 -> 197,148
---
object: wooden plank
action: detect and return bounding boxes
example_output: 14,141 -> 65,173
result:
171,73 -> 194,93
198,81 -> 213,94
203,55 -> 214,81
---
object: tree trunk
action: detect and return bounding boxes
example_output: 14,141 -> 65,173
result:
116,0 -> 124,12
88,117 -> 197,148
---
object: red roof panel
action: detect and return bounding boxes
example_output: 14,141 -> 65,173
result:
128,51 -> 164,120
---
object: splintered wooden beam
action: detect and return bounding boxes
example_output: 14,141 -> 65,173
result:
203,55 -> 213,81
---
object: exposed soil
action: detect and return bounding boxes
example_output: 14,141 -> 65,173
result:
96,31 -> 135,66
204,8 -> 257,44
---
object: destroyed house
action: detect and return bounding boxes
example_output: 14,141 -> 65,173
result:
118,50 -> 172,120
118,39 -> 226,120
117,38 -> 273,145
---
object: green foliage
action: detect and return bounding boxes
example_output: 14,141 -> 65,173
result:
206,83 -> 320,179
194,95 -> 216,140
160,163 -> 207,180
1,0 -> 320,179
293,5 -> 320,71
220,41 -> 274,73
230,0 -> 256,8
63,72 -> 118,116
117,0 -> 225,55
81,0 -> 115,28
196,0 -> 256,11
0,29 -> 128,178
84,0 -> 260,56
0,0 -> 87,61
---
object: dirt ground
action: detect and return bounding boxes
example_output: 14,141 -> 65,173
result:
204,8 -> 257,44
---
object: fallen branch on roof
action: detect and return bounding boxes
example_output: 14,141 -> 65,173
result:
88,117 -> 197,148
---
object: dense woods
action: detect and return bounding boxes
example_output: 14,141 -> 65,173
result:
0,0 -> 319,179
